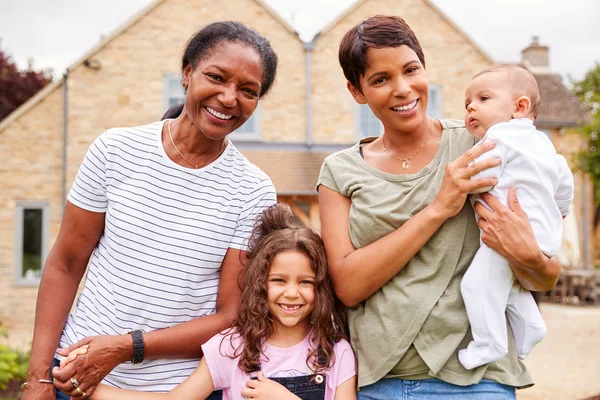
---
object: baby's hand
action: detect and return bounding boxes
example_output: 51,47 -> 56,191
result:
59,345 -> 89,369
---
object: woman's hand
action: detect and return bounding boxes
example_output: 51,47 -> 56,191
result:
431,141 -> 500,219
474,188 -> 560,291
241,372 -> 301,400
52,335 -> 132,399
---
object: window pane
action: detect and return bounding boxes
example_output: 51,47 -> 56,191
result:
234,113 -> 256,134
427,85 -> 443,118
359,104 -> 381,137
22,209 -> 43,279
169,78 -> 184,94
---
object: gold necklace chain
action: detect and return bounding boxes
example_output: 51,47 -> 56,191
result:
381,118 -> 435,169
168,120 -> 227,169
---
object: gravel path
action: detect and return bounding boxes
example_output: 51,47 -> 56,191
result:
517,303 -> 600,400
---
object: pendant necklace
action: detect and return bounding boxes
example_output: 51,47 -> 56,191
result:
381,119 -> 434,169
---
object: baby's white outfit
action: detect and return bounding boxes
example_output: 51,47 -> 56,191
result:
459,118 -> 574,370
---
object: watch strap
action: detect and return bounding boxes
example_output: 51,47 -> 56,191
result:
128,330 -> 145,364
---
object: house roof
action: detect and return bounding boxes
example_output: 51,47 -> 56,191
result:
317,0 -> 493,64
533,73 -> 589,127
242,149 -> 330,194
0,0 -> 299,133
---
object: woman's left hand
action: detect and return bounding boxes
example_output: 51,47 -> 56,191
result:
475,188 -> 541,266
474,188 -> 559,291
52,334 -> 131,399
241,372 -> 301,400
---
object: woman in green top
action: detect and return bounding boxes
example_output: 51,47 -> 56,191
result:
317,15 -> 560,399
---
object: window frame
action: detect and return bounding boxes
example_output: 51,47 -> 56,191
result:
14,201 -> 50,286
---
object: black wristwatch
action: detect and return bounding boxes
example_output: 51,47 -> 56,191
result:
128,330 -> 145,364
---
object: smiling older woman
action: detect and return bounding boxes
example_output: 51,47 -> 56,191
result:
22,21 -> 278,400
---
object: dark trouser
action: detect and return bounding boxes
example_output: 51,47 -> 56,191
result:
51,358 -> 223,399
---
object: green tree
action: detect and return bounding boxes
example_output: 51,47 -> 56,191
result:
572,63 -> 600,204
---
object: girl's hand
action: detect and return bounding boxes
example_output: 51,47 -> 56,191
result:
52,334 -> 132,399
241,372 -> 301,400
59,345 -> 89,368
431,141 -> 500,219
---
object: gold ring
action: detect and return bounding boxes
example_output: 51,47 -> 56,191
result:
75,386 -> 86,397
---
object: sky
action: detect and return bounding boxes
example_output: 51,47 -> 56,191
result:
1,0 -> 599,85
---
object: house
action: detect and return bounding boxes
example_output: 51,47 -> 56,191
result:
0,0 -> 591,348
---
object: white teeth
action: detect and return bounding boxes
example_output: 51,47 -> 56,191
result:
280,304 -> 301,311
392,100 -> 418,112
206,107 -> 233,120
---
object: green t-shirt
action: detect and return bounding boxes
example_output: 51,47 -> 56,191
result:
317,119 -> 533,389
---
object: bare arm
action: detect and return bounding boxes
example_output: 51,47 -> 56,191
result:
319,141 -> 500,307
22,202 -> 106,400
91,357 -> 215,400
334,376 -> 357,400
475,189 -> 560,291
53,247 -> 245,398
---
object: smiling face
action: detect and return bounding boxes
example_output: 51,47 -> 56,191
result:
267,250 -> 316,336
348,45 -> 429,135
464,71 -> 517,138
182,41 -> 263,140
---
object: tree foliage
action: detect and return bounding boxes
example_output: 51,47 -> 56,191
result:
572,63 -> 600,204
0,45 -> 52,122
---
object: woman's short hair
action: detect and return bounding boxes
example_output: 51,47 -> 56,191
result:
181,21 -> 278,97
338,15 -> 425,92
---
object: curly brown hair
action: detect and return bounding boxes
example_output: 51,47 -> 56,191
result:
221,203 -> 348,375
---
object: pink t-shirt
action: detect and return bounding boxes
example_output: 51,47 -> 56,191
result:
201,331 -> 356,400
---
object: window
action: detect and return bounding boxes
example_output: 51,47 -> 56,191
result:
230,107 -> 260,140
163,74 -> 186,111
163,73 -> 261,140
356,85 -> 444,137
14,202 -> 49,285
356,104 -> 383,138
427,85 -> 443,119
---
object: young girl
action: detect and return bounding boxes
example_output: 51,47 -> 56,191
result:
61,204 -> 356,400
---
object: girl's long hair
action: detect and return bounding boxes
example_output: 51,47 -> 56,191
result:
223,203 -> 348,374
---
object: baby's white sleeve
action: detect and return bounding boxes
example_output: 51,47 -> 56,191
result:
555,154 -> 575,216
470,137 -> 507,194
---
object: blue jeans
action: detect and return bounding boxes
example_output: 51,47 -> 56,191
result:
358,378 -> 516,400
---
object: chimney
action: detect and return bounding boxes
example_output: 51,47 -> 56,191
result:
521,36 -> 549,70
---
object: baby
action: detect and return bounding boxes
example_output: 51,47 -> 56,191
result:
459,65 -> 574,370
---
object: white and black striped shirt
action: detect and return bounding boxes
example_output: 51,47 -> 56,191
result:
60,120 -> 276,391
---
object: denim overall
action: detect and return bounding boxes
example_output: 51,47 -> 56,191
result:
251,365 -> 326,400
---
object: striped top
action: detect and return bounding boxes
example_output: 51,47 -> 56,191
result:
60,120 -> 276,391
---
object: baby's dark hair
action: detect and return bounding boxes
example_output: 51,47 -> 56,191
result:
339,15 -> 425,92
224,203 -> 348,374
182,21 -> 278,97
